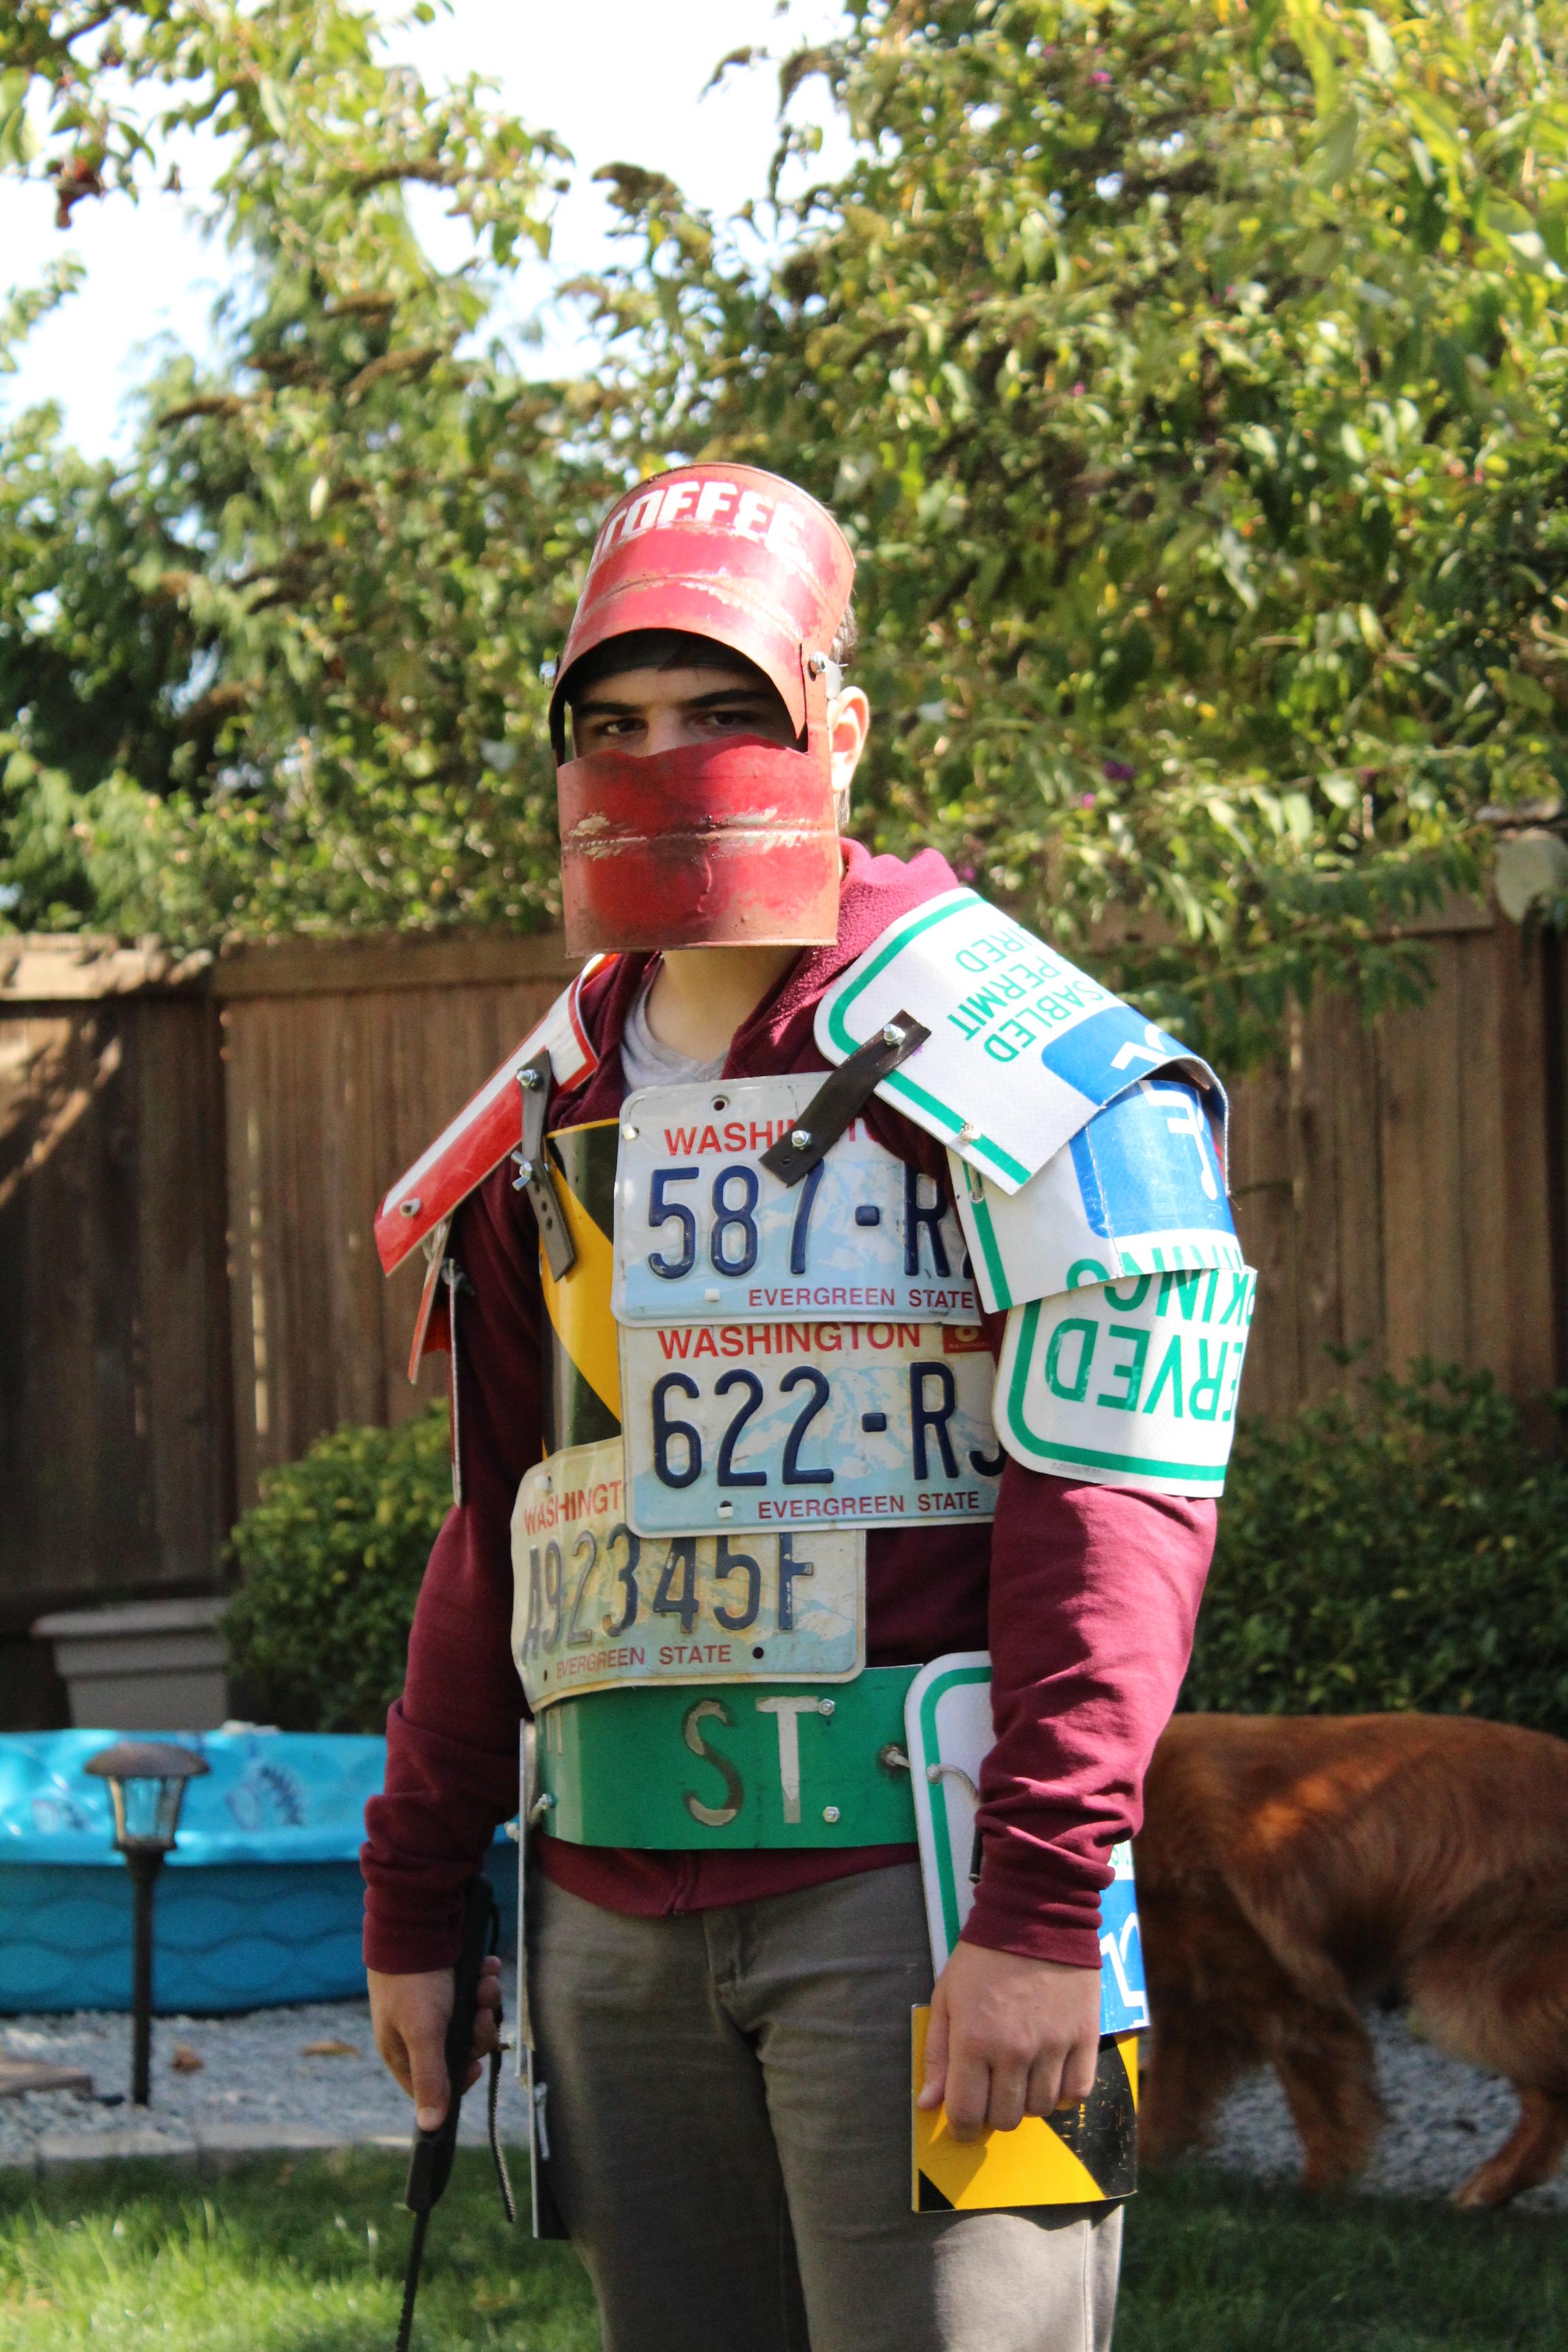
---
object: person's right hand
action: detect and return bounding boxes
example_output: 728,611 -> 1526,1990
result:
368,1957 -> 503,2131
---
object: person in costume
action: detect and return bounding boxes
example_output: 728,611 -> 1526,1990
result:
363,465 -> 1250,2352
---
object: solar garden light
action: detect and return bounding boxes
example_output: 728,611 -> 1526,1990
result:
84,1742 -> 210,2107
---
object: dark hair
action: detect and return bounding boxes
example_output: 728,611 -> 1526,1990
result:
559,610 -> 857,709
554,615 -> 856,757
830,600 -> 858,670
557,629 -> 771,706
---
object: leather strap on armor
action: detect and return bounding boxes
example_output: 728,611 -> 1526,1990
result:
760,1012 -> 930,1188
513,1054 -> 576,1281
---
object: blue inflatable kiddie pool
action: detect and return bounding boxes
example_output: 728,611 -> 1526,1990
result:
0,1729 -> 517,2014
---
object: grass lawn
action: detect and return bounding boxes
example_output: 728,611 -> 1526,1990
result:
0,2150 -> 1561,2349
1117,2168 -> 1568,2351
0,2151 -> 594,2351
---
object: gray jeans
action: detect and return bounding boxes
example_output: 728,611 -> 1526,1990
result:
529,1863 -> 1122,2352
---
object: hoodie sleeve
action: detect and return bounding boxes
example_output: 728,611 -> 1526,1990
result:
361,1164 -> 540,1974
960,1466 -> 1215,1969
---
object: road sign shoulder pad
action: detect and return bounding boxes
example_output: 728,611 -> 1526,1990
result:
949,1075 -> 1241,1316
375,959 -> 610,1285
814,888 -> 1224,1196
992,1265 -> 1257,1497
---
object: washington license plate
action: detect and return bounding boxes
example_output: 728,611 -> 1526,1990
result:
618,1320 -> 1002,1537
613,1077 -> 980,1325
510,1440 -> 864,1706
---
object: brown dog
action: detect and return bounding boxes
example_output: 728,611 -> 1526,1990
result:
1134,1711 -> 1568,2205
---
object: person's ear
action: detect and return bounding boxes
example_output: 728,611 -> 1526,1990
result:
827,687 -> 870,823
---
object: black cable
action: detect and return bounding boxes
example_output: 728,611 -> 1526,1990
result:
392,1876 -> 512,2351
394,2208 -> 429,2352
488,2045 -> 517,2225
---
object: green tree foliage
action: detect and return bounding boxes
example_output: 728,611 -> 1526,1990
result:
0,0 -> 620,935
1185,1365 -> 1568,1729
587,0 -> 1568,1051
3,2 -> 1568,1051
222,1401 -> 453,1733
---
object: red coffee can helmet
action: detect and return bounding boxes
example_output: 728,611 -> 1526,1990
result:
551,464 -> 855,956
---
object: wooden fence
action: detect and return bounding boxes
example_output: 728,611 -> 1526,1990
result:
0,942 -> 231,1724
2,902 -> 1563,1723
1227,902 -> 1565,1433
216,931 -> 574,1505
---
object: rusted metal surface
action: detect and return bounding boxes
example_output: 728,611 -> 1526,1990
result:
550,465 -> 855,747
557,737 -> 842,955
370,960 -> 600,1280
548,464 -> 853,955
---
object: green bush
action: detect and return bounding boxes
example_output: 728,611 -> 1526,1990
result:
222,1369 -> 1568,1740
1186,1365 -> 1568,1733
222,1403 -> 453,1735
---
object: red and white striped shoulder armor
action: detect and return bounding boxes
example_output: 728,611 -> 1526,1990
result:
375,957 -> 608,1375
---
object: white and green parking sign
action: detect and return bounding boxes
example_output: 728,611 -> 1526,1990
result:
815,887 -> 1222,1194
995,1263 -> 1256,1495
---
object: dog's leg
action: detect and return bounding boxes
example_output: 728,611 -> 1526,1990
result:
1411,1938 -> 1568,2206
1267,2003 -> 1383,2192
1137,1882 -> 1275,2169
1452,2087 -> 1568,2209
1139,2002 -> 1258,2168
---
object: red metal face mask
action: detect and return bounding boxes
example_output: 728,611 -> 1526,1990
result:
551,465 -> 855,956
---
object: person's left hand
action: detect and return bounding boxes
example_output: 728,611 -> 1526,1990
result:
916,1940 -> 1101,2143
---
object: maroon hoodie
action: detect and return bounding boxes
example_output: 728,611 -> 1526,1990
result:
361,843 -> 1215,1974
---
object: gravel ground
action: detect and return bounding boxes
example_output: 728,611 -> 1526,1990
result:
0,2000 -> 521,2160
1176,2008 -> 1568,2212
0,2002 -> 1560,2209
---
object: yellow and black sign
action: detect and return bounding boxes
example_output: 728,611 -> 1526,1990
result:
911,2011 -> 1138,2211
540,1121 -> 621,1453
